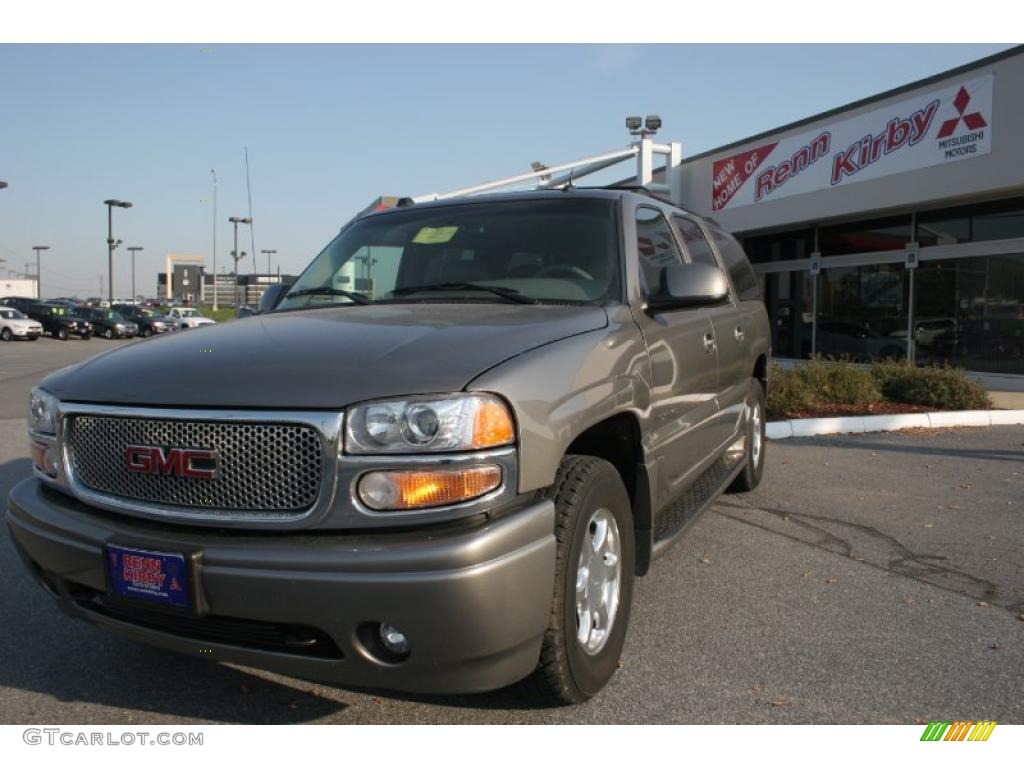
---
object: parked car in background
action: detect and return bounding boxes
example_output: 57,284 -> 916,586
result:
26,302 -> 92,340
815,321 -> 906,362
82,308 -> 139,339
0,307 -> 43,341
236,304 -> 258,318
0,296 -> 40,314
112,304 -> 176,337
166,306 -> 215,330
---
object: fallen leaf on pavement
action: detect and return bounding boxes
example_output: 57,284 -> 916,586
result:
825,577 -> 837,584
769,695 -> 793,707
977,601 -> 989,607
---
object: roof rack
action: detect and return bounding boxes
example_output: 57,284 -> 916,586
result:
595,184 -> 678,206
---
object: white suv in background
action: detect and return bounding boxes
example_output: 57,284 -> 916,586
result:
0,308 -> 43,341
167,307 -> 215,330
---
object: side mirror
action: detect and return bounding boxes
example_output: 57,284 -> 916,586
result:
258,282 -> 292,314
647,262 -> 729,312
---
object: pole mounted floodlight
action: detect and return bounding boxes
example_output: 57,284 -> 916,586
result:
229,217 -> 253,307
261,249 -> 277,275
128,246 -> 143,300
626,114 -> 662,140
104,199 -> 133,302
0,181 -> 8,189
32,245 -> 50,299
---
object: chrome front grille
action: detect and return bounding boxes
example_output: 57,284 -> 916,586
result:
65,414 -> 323,515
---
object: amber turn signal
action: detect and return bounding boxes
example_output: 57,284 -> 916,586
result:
471,399 -> 515,449
358,465 -> 502,511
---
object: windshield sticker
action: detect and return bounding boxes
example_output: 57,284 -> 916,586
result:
412,226 -> 458,244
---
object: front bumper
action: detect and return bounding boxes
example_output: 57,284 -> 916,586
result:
6,478 -> 556,694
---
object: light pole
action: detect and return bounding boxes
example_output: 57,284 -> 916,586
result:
32,246 -> 49,300
229,216 -> 251,307
104,199 -> 132,302
211,170 -> 218,310
127,246 -> 143,300
261,249 -> 277,276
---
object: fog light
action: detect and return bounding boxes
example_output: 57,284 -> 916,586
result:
379,623 -> 409,656
30,442 -> 58,477
357,464 -> 502,511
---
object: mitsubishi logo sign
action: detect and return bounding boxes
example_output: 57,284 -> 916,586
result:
936,86 -> 988,139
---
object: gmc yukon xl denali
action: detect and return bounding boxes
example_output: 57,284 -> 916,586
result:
7,189 -> 769,703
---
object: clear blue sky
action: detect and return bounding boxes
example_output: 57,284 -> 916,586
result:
0,44 -> 1014,298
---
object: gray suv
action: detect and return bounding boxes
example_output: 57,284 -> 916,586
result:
7,189 -> 769,703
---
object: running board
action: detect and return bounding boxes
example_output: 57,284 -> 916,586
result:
650,443 -> 746,561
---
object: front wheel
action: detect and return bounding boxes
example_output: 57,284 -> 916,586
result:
141,327 -> 152,337
103,328 -> 113,339
57,327 -> 68,341
727,379 -> 766,493
0,328 -> 11,342
530,455 -> 634,704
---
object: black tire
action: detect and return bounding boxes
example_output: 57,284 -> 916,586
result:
727,379 -> 766,493
103,328 -> 113,339
530,455 -> 635,704
141,327 -> 152,337
1,328 -> 11,342
57,327 -> 68,341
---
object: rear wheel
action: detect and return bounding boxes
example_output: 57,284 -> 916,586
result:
530,455 -> 634,704
727,379 -> 766,493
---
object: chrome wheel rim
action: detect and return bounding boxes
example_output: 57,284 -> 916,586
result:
751,401 -> 763,468
575,507 -> 621,656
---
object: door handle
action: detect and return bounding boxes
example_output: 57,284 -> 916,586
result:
703,332 -> 717,353
734,326 -> 745,342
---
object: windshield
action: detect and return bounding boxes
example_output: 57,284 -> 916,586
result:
178,308 -> 199,317
277,198 -> 620,311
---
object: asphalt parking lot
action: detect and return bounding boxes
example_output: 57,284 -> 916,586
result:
0,339 -> 1021,724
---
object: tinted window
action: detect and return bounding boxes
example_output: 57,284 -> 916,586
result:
280,198 -> 621,308
706,222 -> 761,301
635,207 -> 684,296
672,215 -> 718,267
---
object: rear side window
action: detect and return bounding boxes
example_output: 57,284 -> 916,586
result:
672,215 -> 718,267
706,222 -> 761,301
635,207 -> 684,295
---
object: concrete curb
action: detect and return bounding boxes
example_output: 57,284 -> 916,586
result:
767,409 -> 1024,440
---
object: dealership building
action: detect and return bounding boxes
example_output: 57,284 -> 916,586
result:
675,45 -> 1024,387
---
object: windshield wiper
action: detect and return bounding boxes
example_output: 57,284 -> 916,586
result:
389,282 -> 538,304
285,287 -> 372,305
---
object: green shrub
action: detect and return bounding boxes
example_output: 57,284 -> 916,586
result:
870,361 -> 991,411
766,359 -> 880,419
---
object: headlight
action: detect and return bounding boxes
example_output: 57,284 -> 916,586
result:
345,394 -> 515,454
29,387 -> 60,434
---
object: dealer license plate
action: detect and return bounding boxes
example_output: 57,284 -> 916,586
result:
106,544 -> 190,609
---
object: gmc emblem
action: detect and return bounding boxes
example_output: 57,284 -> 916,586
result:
124,445 -> 218,479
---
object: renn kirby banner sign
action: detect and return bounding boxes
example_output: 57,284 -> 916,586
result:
711,74 -> 994,212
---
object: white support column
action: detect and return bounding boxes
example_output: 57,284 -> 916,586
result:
637,139 -> 655,187
667,141 -> 683,205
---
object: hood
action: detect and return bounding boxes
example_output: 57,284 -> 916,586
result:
42,303 -> 608,408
